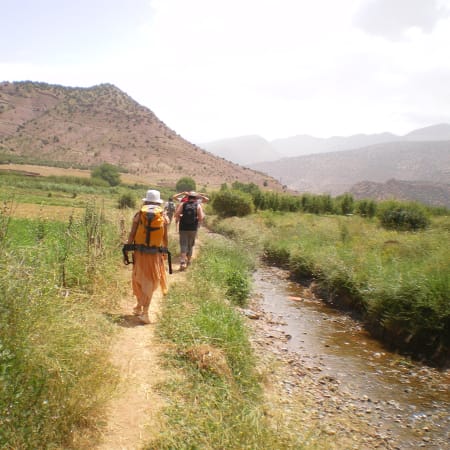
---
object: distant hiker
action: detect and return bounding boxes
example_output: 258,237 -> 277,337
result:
173,191 -> 210,204
123,189 -> 170,324
165,198 -> 176,223
174,191 -> 205,271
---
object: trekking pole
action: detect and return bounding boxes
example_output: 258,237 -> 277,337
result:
167,250 -> 173,274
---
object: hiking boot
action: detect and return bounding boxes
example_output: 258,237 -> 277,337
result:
179,261 -> 186,271
138,313 -> 151,324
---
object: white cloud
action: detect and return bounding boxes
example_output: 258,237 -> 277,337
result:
354,0 -> 450,40
1,0 -> 450,142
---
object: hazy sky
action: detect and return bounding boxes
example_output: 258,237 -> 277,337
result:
2,0 -> 450,143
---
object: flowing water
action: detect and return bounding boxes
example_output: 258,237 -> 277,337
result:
253,266 -> 450,449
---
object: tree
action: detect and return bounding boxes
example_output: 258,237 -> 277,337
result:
337,193 -> 355,215
378,201 -> 430,231
211,190 -> 254,218
175,177 -> 196,192
91,163 -> 121,186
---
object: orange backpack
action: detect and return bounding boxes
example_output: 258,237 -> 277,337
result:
133,204 -> 165,247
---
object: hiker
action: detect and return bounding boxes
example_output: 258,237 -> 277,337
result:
174,191 -> 205,271
124,189 -> 169,324
165,198 -> 176,223
173,191 -> 209,204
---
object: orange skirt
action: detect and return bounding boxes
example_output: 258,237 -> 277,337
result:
132,251 -> 168,305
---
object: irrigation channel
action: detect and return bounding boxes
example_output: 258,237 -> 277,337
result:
252,266 -> 449,449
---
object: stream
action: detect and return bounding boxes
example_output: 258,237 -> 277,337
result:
253,266 -> 449,449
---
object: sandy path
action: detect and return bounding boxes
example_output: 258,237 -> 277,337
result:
96,243 -> 184,450
95,282 -> 166,449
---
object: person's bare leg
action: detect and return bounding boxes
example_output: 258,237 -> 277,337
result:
139,296 -> 152,324
138,278 -> 156,324
133,302 -> 142,315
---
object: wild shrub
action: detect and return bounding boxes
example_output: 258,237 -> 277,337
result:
91,162 -> 121,186
263,241 -> 291,267
226,270 -> 251,306
289,251 -> 317,281
211,190 -> 254,218
378,201 -> 430,231
118,192 -> 136,209
231,181 -> 261,196
355,199 -> 377,217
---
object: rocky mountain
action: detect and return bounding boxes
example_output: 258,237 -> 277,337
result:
0,81 -> 281,190
404,123 -> 450,141
250,140 -> 450,199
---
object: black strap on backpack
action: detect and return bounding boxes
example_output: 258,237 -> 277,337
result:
144,211 -> 162,246
122,243 -> 172,274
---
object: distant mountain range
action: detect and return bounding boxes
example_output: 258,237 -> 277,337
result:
201,123 -> 450,165
201,125 -> 450,207
250,140 -> 450,205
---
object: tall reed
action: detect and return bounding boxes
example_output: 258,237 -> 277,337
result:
0,201 -> 119,448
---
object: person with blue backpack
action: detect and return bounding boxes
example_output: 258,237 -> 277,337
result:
174,191 -> 205,271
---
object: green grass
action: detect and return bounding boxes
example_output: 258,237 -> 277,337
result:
0,201 -> 123,448
148,236 -> 307,449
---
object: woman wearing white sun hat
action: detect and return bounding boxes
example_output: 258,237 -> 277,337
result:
125,189 -> 169,324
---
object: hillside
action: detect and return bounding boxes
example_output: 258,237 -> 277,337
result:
350,179 -> 450,208
0,81 -> 281,190
250,140 -> 450,199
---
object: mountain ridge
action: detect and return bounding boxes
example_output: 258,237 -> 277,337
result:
201,123 -> 450,165
249,140 -> 450,206
0,81 -> 281,190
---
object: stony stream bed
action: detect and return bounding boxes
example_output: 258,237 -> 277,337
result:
245,266 -> 449,449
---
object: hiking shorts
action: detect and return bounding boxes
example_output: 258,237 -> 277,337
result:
179,230 -> 197,257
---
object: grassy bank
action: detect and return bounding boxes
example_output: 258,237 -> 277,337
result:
0,201 -> 125,448
147,233 -> 314,449
207,211 -> 450,364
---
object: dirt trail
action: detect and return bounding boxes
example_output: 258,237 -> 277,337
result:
95,241 -> 184,450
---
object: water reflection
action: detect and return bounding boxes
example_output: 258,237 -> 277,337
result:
253,266 -> 450,448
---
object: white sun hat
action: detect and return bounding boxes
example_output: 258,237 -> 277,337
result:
142,189 -> 164,204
